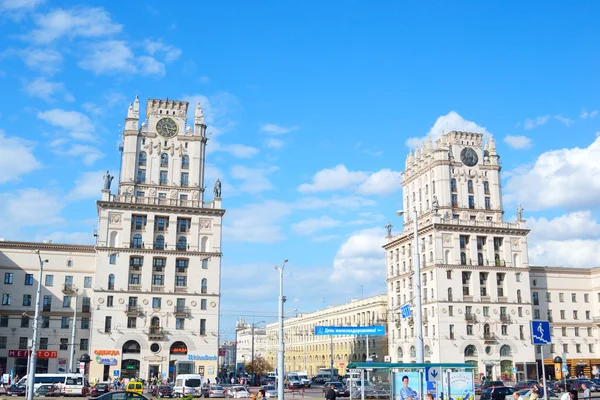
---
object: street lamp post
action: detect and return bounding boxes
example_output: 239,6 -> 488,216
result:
274,259 -> 288,400
397,209 -> 423,363
69,289 -> 79,373
27,251 -> 48,400
251,320 -> 265,385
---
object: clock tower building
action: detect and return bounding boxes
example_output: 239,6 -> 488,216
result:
90,97 -> 225,382
385,131 -> 536,380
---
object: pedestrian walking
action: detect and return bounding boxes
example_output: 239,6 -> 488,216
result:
326,384 -> 337,400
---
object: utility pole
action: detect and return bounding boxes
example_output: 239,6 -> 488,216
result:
275,259 -> 288,400
27,251 -> 48,400
69,292 -> 78,373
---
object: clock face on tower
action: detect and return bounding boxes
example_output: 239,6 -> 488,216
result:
156,117 -> 178,138
460,147 -> 479,166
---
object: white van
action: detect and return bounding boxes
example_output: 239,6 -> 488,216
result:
297,372 -> 311,387
173,374 -> 205,398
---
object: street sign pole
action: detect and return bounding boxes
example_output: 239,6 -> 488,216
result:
531,321 -> 551,400
540,345 -> 548,400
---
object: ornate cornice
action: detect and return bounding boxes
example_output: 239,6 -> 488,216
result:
95,246 -> 222,257
0,240 -> 95,253
97,200 -> 226,217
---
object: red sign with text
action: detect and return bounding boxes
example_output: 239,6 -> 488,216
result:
8,350 -> 58,358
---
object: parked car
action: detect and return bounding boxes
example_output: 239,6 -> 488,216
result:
157,385 -> 174,398
477,381 -> 505,396
514,381 -> 539,391
508,389 -> 560,400
226,386 -> 249,398
259,385 -> 277,399
554,379 -> 598,393
91,391 -> 151,400
480,386 -> 517,400
322,382 -> 350,398
7,384 -> 27,396
91,383 -> 112,397
206,385 -> 226,398
34,385 -> 58,397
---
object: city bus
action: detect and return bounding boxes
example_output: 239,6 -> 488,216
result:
17,373 -> 85,396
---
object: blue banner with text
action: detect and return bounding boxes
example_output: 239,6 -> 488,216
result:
314,326 -> 386,336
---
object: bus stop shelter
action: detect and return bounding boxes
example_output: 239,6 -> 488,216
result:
345,362 -> 476,400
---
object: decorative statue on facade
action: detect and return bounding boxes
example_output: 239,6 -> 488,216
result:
432,195 -> 439,214
385,221 -> 392,236
214,179 -> 222,198
103,170 -> 114,190
516,203 -> 524,221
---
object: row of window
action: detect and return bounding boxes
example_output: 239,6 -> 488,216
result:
0,314 -> 88,330
534,308 -> 591,321
532,291 -> 591,304
123,256 -> 208,270
131,216 -> 192,233
138,152 -> 189,169
129,234 -> 190,250
0,337 -> 89,351
137,169 -> 189,186
3,273 -> 92,288
103,315 -> 207,335
107,272 -> 207,291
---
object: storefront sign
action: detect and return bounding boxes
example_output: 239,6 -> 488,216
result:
198,366 -> 205,376
94,350 -> 120,356
187,354 -> 217,361
170,347 -> 188,354
218,348 -> 226,356
95,355 -> 118,365
8,350 -> 57,358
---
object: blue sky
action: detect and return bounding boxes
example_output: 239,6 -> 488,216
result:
1,0 -> 600,340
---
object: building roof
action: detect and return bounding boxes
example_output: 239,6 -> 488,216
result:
0,239 -> 95,253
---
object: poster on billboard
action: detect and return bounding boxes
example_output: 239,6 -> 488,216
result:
447,371 -> 474,400
393,371 -> 422,400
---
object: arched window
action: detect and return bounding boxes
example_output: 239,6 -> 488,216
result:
468,179 -> 474,194
154,235 -> 165,250
122,340 -> 141,354
181,155 -> 190,170
432,181 -> 435,194
151,316 -> 160,329
109,231 -> 119,248
429,251 -> 433,263
451,178 -> 457,192
201,278 -> 207,294
448,288 -> 453,302
517,289 -> 522,303
424,345 -> 431,357
138,151 -> 147,166
464,345 -> 477,357
484,181 -> 490,195
160,153 -> 169,168
200,236 -> 209,252
500,345 -> 512,357
177,236 -> 187,250
410,346 -> 416,358
478,253 -> 484,266
484,324 -> 491,337
397,347 -> 403,359
460,252 -> 467,265
132,234 -> 142,249
108,274 -> 115,290
425,185 -> 428,195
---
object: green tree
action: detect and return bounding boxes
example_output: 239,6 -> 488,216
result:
244,356 -> 272,376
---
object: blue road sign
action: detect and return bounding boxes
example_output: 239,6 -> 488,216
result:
427,381 -> 438,398
530,320 -> 552,345
400,304 -> 412,319
113,370 -> 120,377
314,326 -> 386,336
426,366 -> 441,381
562,366 -> 568,373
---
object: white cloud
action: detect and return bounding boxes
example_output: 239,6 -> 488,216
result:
292,216 -> 341,236
504,135 -> 532,149
313,235 -> 339,242
27,7 -> 122,44
554,115 -> 574,127
330,227 -> 386,282
580,109 -> 598,119
230,165 -> 277,193
524,115 -> 550,130
23,77 -> 73,102
144,39 -> 182,63
0,189 -> 64,227
504,136 -> 600,211
78,40 -> 165,76
18,48 -> 63,75
182,92 -> 240,137
223,200 -> 292,243
295,195 -> 376,210
357,169 -> 402,195
217,143 -> 259,158
405,111 -> 490,148
0,0 -> 44,11
527,211 -> 600,268
298,164 -> 402,196
67,145 -> 104,165
34,231 -> 94,245
0,130 -> 41,183
68,170 -> 105,200
265,138 -> 285,149
260,124 -> 298,135
37,109 -> 96,141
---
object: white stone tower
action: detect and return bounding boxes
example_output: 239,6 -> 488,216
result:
385,131 -> 535,381
90,97 -> 225,382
